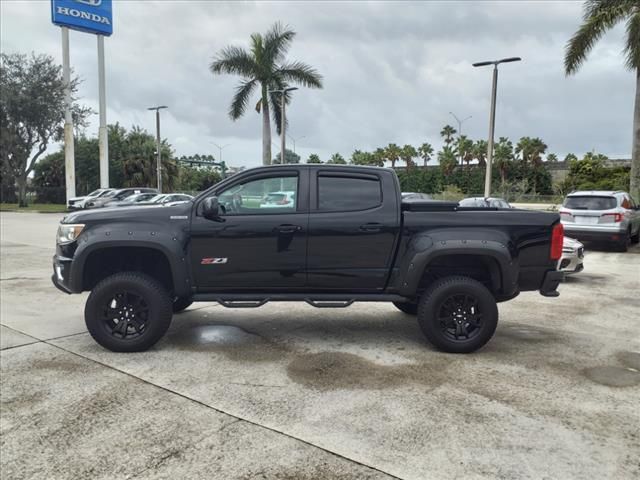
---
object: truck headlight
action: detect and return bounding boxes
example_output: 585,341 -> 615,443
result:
57,224 -> 85,244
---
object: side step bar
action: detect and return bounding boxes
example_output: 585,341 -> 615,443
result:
192,293 -> 410,308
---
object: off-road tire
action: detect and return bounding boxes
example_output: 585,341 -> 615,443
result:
417,275 -> 498,354
393,301 -> 418,315
85,272 -> 173,352
173,296 -> 194,313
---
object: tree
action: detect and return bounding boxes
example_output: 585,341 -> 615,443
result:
493,137 -> 514,188
327,152 -> 346,164
473,140 -> 488,167
210,22 -> 323,166
565,0 -> 640,200
122,126 -> 177,190
456,135 -> 474,167
438,146 -> 458,175
564,153 -> 578,163
546,153 -> 559,163
440,125 -> 457,146
33,151 -> 65,203
0,52 -> 90,206
515,137 -> 547,166
400,144 -> 418,169
273,148 -> 300,164
351,149 -> 383,166
417,143 -> 434,167
307,153 -> 322,163
385,143 -> 402,168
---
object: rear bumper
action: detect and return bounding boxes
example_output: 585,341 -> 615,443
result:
562,225 -> 625,243
539,270 -> 563,297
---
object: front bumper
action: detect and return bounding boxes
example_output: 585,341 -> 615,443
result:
51,254 -> 73,294
539,270 -> 563,297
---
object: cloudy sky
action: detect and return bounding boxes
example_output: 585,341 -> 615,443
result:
0,0 -> 634,168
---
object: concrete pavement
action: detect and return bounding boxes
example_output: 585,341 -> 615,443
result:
1,211 -> 639,479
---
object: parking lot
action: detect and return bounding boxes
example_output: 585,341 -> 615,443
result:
1,211 -> 639,479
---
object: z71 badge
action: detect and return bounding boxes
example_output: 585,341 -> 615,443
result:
201,258 -> 228,265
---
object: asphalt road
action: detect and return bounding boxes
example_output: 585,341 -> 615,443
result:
1,211 -> 639,480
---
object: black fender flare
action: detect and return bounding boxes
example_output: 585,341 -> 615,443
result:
393,230 -> 518,297
68,224 -> 191,297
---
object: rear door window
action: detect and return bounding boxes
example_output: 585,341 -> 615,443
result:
564,196 -> 616,210
317,175 -> 382,212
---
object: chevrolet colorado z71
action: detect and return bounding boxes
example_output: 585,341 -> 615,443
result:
52,165 -> 564,353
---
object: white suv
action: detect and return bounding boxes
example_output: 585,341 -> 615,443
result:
560,191 -> 640,251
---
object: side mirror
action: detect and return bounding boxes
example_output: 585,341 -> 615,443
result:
203,196 -> 222,221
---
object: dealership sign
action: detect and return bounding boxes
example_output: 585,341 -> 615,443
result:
51,0 -> 113,36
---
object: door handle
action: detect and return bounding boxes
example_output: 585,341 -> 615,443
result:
359,223 -> 383,232
274,224 -> 302,234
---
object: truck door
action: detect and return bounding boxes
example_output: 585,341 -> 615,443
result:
306,169 -> 400,291
190,170 -> 308,289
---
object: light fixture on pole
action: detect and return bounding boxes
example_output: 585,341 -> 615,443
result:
210,142 -> 231,164
269,87 -> 298,164
472,57 -> 521,197
148,105 -> 168,193
287,135 -> 306,154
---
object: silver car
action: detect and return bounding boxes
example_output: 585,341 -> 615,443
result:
559,237 -> 584,274
560,191 -> 640,251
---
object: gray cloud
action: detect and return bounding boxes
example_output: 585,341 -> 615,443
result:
1,0 -> 634,169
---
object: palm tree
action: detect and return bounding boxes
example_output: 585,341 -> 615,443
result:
210,22 -> 323,166
327,153 -> 346,164
473,140 -> 488,167
307,153 -> 322,163
438,146 -> 458,175
385,143 -> 402,168
456,135 -> 474,167
400,144 -> 418,169
565,0 -> 640,199
418,143 -> 434,167
516,137 -> 547,166
440,125 -> 457,146
493,137 -> 514,188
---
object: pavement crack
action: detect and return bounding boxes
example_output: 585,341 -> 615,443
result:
0,276 -> 41,281
228,381 -> 285,388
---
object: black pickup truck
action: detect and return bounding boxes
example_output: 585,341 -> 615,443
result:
53,165 -> 564,353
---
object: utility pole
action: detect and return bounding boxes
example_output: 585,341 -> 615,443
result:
211,142 -> 231,165
287,134 -> 306,155
97,35 -> 108,188
61,27 -> 75,202
472,57 -> 521,197
270,87 -> 298,163
148,106 -> 168,192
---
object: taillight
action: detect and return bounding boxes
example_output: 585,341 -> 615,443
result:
550,223 -> 564,261
601,212 -> 623,223
559,209 -> 572,218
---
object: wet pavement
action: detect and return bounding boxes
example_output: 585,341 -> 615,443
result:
1,212 -> 639,479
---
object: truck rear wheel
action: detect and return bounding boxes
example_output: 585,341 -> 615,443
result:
85,272 -> 173,352
393,301 -> 418,315
417,276 -> 498,354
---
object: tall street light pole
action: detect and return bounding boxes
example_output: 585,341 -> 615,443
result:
211,142 -> 231,164
270,87 -> 298,164
473,57 -> 521,197
287,135 -> 306,154
148,106 -> 168,192
449,112 -> 472,165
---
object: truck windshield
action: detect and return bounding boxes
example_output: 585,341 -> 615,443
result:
564,196 -> 616,210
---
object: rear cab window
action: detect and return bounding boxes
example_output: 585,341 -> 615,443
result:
317,174 -> 382,212
564,196 -> 617,210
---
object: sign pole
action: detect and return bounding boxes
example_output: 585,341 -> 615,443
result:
61,26 -> 76,202
97,34 -> 109,188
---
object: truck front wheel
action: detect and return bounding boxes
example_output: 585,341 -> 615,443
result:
85,272 -> 173,352
417,276 -> 498,354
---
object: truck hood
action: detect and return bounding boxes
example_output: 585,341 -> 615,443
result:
62,202 -> 193,225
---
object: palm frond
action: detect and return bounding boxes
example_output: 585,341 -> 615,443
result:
624,10 -> 640,70
229,79 -> 257,120
277,61 -> 324,88
565,0 -> 631,75
210,46 -> 257,77
263,22 -> 296,65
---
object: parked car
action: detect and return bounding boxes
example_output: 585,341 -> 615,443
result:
260,191 -> 296,208
559,237 -> 584,274
53,164 -> 563,354
401,192 -> 432,201
85,188 -> 157,208
138,193 -> 194,206
103,192 -> 158,208
68,188 -> 114,210
560,191 -> 640,251
458,197 -> 512,208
